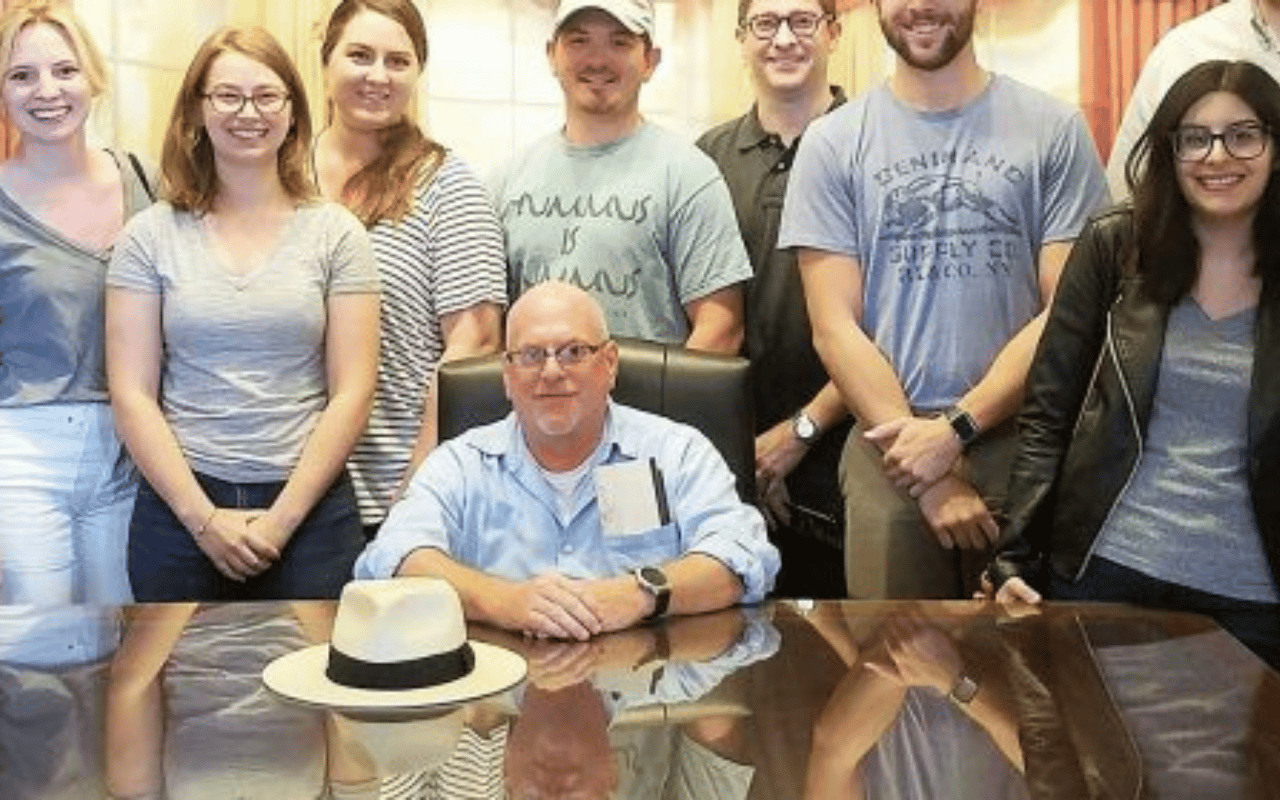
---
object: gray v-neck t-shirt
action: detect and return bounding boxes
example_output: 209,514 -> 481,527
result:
107,200 -> 378,483
0,150 -> 154,406
1096,298 -> 1277,603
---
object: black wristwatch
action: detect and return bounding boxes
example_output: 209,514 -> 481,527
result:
792,410 -> 821,446
634,565 -> 671,620
945,407 -> 980,448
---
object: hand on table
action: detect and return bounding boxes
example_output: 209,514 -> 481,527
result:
497,573 -> 605,641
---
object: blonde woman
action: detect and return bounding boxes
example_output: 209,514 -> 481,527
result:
0,0 -> 152,604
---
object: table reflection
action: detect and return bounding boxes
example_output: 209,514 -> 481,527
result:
0,600 -> 1276,799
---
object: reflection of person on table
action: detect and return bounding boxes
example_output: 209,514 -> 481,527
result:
104,602 -> 367,800
804,605 -> 1026,800
435,608 -> 779,800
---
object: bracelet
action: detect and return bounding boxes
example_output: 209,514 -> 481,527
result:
192,507 -> 218,538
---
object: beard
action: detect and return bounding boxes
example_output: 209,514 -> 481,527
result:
878,3 -> 977,72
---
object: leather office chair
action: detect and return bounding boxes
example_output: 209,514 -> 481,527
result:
436,337 -> 755,501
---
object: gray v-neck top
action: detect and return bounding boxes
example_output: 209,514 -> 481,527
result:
0,150 -> 153,406
1096,297 -> 1278,603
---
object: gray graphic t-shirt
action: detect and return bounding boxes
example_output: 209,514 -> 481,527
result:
779,76 -> 1110,411
489,122 -> 752,343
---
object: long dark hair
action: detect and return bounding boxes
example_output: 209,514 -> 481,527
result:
320,0 -> 445,226
1124,59 -> 1280,307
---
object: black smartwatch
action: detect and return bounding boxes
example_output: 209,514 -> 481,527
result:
634,565 -> 671,620
945,407 -> 980,448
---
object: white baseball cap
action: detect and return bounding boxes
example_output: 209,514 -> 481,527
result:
553,0 -> 656,39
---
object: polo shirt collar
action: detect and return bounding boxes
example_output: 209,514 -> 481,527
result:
733,85 -> 849,153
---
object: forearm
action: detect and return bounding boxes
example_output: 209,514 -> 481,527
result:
270,389 -> 373,532
684,319 -> 743,355
803,381 -> 852,433
812,321 -> 912,429
683,285 -> 745,355
663,552 -> 745,617
956,311 -> 1048,433
799,250 -> 912,428
396,546 -> 518,628
402,328 -> 502,486
111,391 -> 212,533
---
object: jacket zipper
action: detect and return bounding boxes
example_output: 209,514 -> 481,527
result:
1074,308 -> 1145,581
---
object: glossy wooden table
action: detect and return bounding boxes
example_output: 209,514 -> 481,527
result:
0,599 -> 1276,799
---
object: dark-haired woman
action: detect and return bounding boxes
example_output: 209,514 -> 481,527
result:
106,27 -> 379,601
315,0 -> 506,538
985,60 -> 1280,670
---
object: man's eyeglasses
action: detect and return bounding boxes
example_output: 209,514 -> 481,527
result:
504,341 -> 609,370
742,11 -> 832,40
203,87 -> 291,115
1170,121 -> 1270,162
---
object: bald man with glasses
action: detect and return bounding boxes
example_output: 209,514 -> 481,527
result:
355,282 -> 779,639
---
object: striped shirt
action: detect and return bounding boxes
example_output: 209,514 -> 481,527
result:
348,152 -> 507,525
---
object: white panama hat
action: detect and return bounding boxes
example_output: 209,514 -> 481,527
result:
263,578 -> 526,712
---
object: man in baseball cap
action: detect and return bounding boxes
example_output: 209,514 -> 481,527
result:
488,0 -> 751,357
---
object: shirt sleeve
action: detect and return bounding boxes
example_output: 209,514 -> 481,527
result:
666,154 -> 753,305
660,429 -> 780,603
1040,111 -> 1113,245
426,155 -> 508,316
323,204 -> 380,295
352,442 -> 467,579
106,209 -> 163,293
777,112 -> 862,257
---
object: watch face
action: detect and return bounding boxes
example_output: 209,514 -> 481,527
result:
794,413 -> 818,442
639,566 -> 668,588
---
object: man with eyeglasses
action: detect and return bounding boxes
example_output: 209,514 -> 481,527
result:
696,0 -> 850,599
355,282 -> 779,639
1106,0 -> 1280,198
488,0 -> 752,356
778,0 -> 1110,600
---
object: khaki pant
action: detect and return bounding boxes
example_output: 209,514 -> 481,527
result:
840,419 -> 1017,599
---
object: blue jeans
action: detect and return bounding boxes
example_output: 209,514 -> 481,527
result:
128,470 -> 363,601
1051,557 -> 1280,671
0,403 -> 135,604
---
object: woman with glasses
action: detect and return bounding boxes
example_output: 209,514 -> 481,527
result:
985,60 -> 1280,669
105,27 -> 379,601
0,1 -> 153,604
314,0 -> 505,540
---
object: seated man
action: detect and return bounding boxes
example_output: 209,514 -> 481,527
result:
354,281 -> 779,639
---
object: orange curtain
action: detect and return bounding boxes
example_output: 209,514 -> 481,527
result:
1080,0 -> 1224,162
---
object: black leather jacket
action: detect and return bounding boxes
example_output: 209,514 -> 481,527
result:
989,209 -> 1280,592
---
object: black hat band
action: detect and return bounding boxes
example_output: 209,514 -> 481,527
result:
325,642 -> 476,691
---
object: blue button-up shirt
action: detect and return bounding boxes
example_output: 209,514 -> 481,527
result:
354,402 -> 779,603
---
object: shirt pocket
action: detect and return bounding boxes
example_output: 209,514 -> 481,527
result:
605,523 -> 681,572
